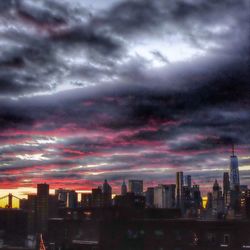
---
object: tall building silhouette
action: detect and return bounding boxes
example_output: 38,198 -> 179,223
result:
36,183 -> 49,233
121,179 -> 127,196
102,179 -> 112,206
184,175 -> 192,189
92,187 -> 103,207
223,172 -> 230,196
223,172 -> 230,207
230,145 -> 240,190
212,180 -> 224,215
176,172 -> 183,208
145,187 -> 155,208
67,190 -> 78,209
128,180 -> 143,195
55,189 -> 77,209
154,184 -> 176,208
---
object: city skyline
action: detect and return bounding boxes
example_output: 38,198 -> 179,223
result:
0,0 -> 250,199
0,148 -> 243,206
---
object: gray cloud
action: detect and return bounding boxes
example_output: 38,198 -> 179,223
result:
0,0 -> 249,192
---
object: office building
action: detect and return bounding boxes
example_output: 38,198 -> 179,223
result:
102,179 -> 112,207
36,183 -> 49,233
191,184 -> 202,209
145,187 -> 155,208
67,190 -> 78,209
92,187 -> 103,207
55,189 -> 77,209
230,145 -> 240,190
55,188 -> 67,207
176,172 -> 183,208
223,172 -> 230,208
114,192 -> 145,209
212,180 -> 224,215
154,184 -> 175,208
184,175 -> 192,189
128,180 -> 143,195
121,179 -> 127,196
81,193 -> 92,208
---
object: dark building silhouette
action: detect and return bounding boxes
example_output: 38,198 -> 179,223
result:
36,183 -> 49,233
55,188 -> 67,208
223,172 -> 230,208
0,209 -> 28,246
47,208 -> 250,250
114,192 -> 145,209
92,187 -> 103,208
191,184 -> 202,210
230,145 -> 240,190
102,179 -> 112,207
176,172 -> 183,208
81,193 -> 92,208
55,189 -> 78,209
206,192 -> 212,210
67,190 -> 78,209
154,184 -> 176,208
145,187 -> 154,208
128,180 -> 143,195
184,175 -> 192,189
121,179 -> 127,196
212,180 -> 224,216
182,185 -> 192,211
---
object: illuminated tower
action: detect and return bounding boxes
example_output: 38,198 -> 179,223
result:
230,145 -> 240,190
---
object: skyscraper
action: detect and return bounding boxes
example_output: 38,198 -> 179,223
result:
55,188 -> 67,208
102,179 -> 112,206
81,193 -> 92,208
128,180 -> 143,195
92,187 -> 103,207
154,184 -> 176,208
67,190 -> 78,209
121,179 -> 127,196
145,187 -> 154,208
55,189 -> 78,209
223,172 -> 230,196
212,180 -> 224,215
230,145 -> 240,190
184,175 -> 192,189
36,183 -> 49,233
176,172 -> 183,208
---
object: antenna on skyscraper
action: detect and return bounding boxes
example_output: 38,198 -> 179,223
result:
232,143 -> 235,156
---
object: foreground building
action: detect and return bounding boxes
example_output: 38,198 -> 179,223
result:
47,207 -> 250,250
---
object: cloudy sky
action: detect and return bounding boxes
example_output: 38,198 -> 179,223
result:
0,0 -> 249,196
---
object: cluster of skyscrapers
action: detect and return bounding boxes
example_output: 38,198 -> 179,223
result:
4,147 -> 248,237
1,147 -> 250,249
205,146 -> 248,218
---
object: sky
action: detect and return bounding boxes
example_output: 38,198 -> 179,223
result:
0,0 -> 250,198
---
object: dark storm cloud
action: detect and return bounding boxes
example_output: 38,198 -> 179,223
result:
0,0 -> 249,192
0,0 -> 248,96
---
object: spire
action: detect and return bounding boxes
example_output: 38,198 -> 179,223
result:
232,144 -> 235,156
